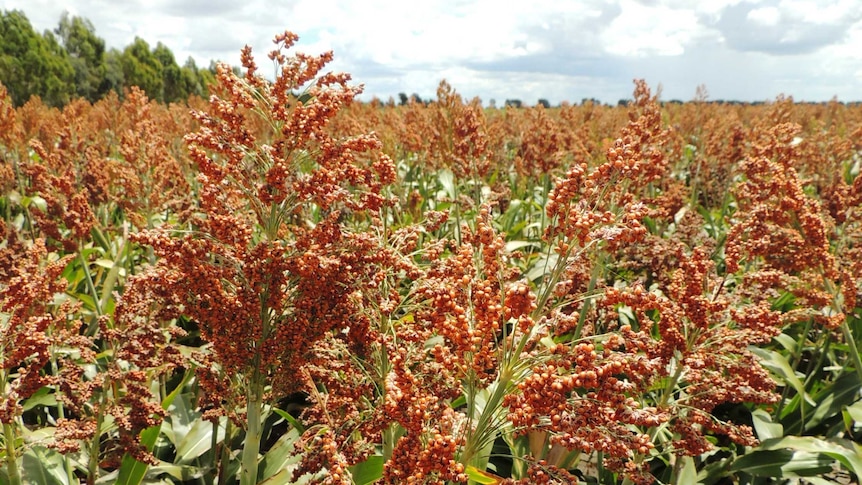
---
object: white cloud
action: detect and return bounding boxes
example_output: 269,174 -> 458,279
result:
747,6 -> 780,26
601,0 -> 708,56
779,0 -> 862,24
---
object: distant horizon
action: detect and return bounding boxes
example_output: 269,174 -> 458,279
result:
368,91 -> 862,108
4,0 -> 861,106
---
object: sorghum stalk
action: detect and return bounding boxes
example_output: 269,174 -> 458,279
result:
239,367 -> 265,485
78,243 -> 103,337
669,453 -> 687,485
208,418 -> 218,485
48,346 -> 76,482
460,326 -> 536,471
377,288 -> 397,463
240,278 -> 275,485
2,388 -> 21,485
87,393 -> 107,485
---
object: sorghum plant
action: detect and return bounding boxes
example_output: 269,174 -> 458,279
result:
512,105 -> 575,183
408,205 -> 535,477
498,81 -> 670,483
539,80 -> 671,327
0,240 -> 76,485
499,81 -> 789,484
726,121 -> 862,434
726,122 -> 850,327
124,30 -> 396,484
4,39 -> 862,484
106,86 -> 194,229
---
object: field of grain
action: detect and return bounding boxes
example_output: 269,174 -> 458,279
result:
1,32 -> 861,485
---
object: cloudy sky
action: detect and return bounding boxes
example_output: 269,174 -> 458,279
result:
3,0 -> 862,105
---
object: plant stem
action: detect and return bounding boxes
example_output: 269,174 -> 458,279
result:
460,367 -> 513,468
240,371 -> 264,485
452,170 -> 462,245
207,419 -> 219,485
79,246 -> 104,337
2,421 -> 21,485
49,349 -> 76,482
87,394 -> 107,485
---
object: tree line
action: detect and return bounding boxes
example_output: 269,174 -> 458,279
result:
0,10 -> 216,107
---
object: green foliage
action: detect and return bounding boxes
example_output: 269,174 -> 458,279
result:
103,48 -> 126,96
0,10 -> 214,106
0,9 -> 75,107
120,37 -> 164,102
179,56 -> 211,99
55,12 -> 108,102
152,42 -> 184,103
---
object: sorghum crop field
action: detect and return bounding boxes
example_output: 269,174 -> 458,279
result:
1,31 -> 861,485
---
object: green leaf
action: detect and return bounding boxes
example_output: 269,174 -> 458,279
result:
806,373 -> 862,432
730,449 -> 832,477
90,226 -> 112,252
750,347 -> 815,406
146,461 -> 206,481
93,258 -> 116,269
504,240 -> 539,252
751,408 -> 783,440
696,453 -> 736,484
271,407 -> 306,434
844,399 -> 862,423
259,469 -> 290,485
617,305 -> 637,328
21,447 -> 69,485
160,392 -> 197,445
175,416 -> 224,464
20,195 -> 48,212
525,253 -> 559,284
259,468 -> 313,485
21,386 -> 57,412
758,436 -> 862,479
773,332 -> 798,352
349,455 -> 383,485
676,455 -> 697,484
74,292 -> 97,312
259,426 -> 300,480
771,292 -> 797,312
438,169 -> 455,199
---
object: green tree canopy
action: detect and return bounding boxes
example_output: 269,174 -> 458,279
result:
0,10 -> 216,106
55,11 -> 108,102
103,48 -> 125,96
153,41 -> 183,102
180,56 -> 214,99
0,9 -> 75,107
121,36 -> 164,102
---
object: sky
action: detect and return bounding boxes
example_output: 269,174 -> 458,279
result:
3,0 -> 862,105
